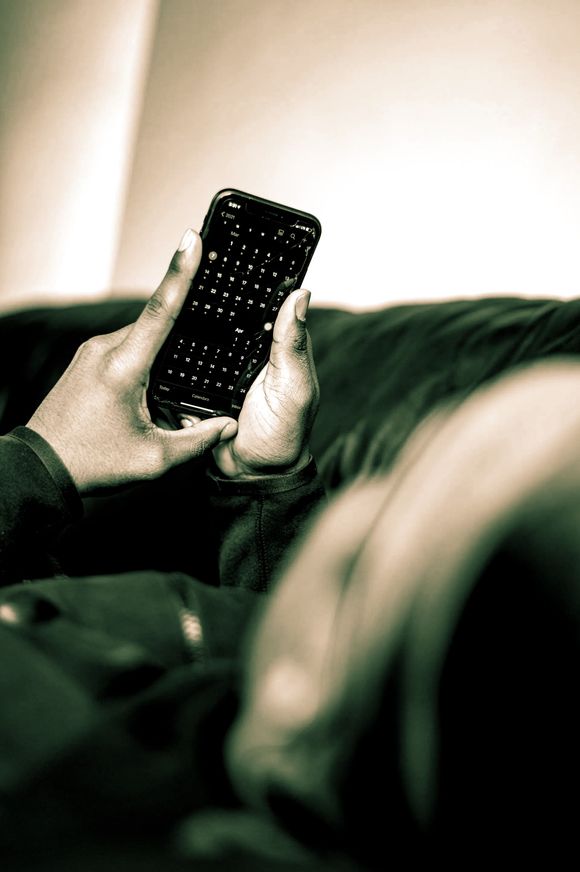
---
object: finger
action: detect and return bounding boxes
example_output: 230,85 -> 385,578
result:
160,416 -> 238,466
177,414 -> 202,427
123,228 -> 202,370
75,323 -> 134,357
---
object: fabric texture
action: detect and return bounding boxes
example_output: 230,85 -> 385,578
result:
3,296 -> 580,867
0,415 -> 326,869
0,427 -> 82,584
4,296 -> 580,578
229,360 -> 580,864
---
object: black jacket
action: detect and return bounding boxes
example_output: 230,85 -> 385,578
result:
0,426 -> 325,867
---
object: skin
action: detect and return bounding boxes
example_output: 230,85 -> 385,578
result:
27,229 -> 319,494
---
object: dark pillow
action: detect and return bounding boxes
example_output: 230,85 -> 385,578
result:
309,296 -> 580,482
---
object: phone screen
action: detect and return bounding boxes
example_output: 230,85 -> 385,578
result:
150,189 -> 321,419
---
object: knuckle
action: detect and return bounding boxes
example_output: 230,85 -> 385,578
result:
310,378 -> 321,409
152,430 -> 212,471
144,293 -> 164,317
77,334 -> 109,359
100,348 -> 127,385
78,335 -> 99,354
291,330 -> 309,355
144,292 -> 175,323
290,376 -> 320,419
191,435 -> 209,457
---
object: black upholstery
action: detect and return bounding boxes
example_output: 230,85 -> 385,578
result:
2,295 -> 580,868
2,295 -> 580,578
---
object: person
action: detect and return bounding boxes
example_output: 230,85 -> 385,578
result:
3,229 -> 580,868
0,228 -> 327,868
0,226 -> 324,585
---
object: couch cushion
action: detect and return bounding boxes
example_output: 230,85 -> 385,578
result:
2,295 -> 580,576
308,296 -> 580,483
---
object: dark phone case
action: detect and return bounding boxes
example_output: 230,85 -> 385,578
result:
200,188 -> 321,237
149,189 -> 321,422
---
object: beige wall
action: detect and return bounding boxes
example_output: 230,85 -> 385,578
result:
113,0 -> 580,308
3,2 -> 580,311
0,0 -> 158,311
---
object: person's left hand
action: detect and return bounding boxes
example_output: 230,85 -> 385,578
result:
27,229 -> 238,493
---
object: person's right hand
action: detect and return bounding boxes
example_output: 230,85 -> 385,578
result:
27,229 -> 238,494
207,287 -> 320,479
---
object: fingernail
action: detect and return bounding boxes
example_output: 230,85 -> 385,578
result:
179,414 -> 201,427
295,290 -> 311,322
178,228 -> 195,252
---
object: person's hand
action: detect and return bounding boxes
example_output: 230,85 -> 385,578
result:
196,288 -> 319,478
27,229 -> 238,494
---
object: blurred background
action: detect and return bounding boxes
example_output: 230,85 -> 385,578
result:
2,0 -> 580,313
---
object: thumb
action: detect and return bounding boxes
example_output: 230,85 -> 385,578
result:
268,289 -> 312,373
160,416 -> 238,466
123,228 -> 203,370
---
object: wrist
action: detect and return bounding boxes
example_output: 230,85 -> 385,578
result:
207,454 -> 319,496
214,447 -> 312,481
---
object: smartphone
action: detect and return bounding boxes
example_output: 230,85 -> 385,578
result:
149,189 -> 321,421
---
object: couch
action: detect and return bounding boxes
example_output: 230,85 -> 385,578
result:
1,295 -> 578,578
1,295 -> 579,868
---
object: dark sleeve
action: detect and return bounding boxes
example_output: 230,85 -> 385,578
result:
0,426 -> 82,585
207,456 -> 326,593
